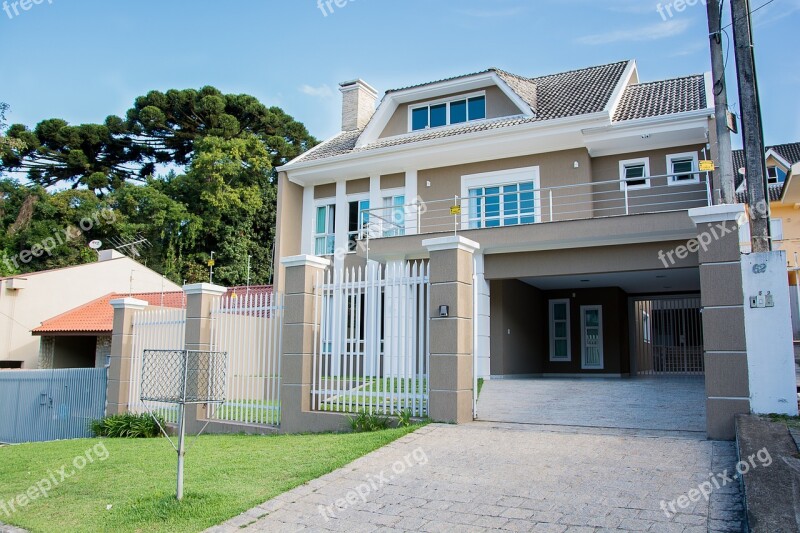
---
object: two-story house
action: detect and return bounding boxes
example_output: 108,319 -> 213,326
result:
273,60 -> 754,438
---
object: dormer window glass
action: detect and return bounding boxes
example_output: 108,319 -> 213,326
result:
410,93 -> 486,132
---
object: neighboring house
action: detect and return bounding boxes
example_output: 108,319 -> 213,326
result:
734,144 -> 800,336
0,250 -> 181,369
274,59 -> 718,380
32,291 -> 185,369
31,284 -> 272,369
734,142 -> 800,261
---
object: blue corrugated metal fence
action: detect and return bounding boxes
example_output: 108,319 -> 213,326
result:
0,368 -> 107,444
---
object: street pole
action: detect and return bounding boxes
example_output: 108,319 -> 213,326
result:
706,0 -> 735,204
731,0 -> 771,252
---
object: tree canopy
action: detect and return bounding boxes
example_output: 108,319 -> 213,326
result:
0,90 -> 316,285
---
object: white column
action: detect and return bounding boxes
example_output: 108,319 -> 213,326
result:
474,254 -> 491,379
301,185 -> 314,256
405,170 -> 418,235
369,175 -> 381,238
334,181 -> 348,269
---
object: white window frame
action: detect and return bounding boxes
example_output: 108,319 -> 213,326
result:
313,199 -> 336,257
381,188 -> 406,237
619,157 -> 651,191
407,91 -> 487,132
666,152 -> 700,186
346,193 -> 370,254
549,299 -> 571,362
461,166 -> 541,228
767,166 -> 779,184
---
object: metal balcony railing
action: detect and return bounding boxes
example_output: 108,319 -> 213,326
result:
358,172 -> 712,240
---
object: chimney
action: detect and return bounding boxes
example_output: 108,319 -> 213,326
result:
339,79 -> 378,131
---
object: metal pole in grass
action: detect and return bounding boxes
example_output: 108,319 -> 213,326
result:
139,349 -> 228,502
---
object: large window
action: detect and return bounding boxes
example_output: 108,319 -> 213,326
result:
468,181 -> 536,229
667,152 -> 699,185
347,198 -> 370,252
410,93 -> 486,132
314,203 -> 336,256
619,158 -> 650,190
549,299 -> 571,362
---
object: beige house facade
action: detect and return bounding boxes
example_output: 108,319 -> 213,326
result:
269,60 -> 793,439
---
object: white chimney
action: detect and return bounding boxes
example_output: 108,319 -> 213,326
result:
339,79 -> 377,131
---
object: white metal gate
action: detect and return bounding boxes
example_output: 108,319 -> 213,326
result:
129,307 -> 187,423
631,296 -> 704,375
209,290 -> 283,426
312,262 -> 430,416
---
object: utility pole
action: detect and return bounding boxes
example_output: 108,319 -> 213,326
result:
731,0 -> 771,252
706,0 -> 735,204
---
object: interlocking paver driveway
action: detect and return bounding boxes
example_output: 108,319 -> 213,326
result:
209,423 -> 744,532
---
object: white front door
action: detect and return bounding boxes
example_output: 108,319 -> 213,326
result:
581,305 -> 604,370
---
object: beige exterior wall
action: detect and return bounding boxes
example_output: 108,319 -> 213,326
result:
591,144 -> 708,216
0,257 -> 180,370
274,172 -> 304,292
379,85 -> 521,139
381,173 -> 405,190
313,182 -> 336,199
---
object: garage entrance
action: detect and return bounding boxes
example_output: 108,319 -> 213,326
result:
630,296 -> 704,375
476,376 -> 706,432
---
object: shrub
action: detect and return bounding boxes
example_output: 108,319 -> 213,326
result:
91,413 -> 165,438
396,409 -> 413,428
348,410 -> 390,432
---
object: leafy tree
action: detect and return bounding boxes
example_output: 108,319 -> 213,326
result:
0,103 -> 25,152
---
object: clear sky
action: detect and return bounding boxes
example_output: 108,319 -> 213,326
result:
1,0 -> 798,148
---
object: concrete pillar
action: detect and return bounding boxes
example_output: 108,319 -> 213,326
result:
183,283 -> 226,425
280,255 -> 350,433
423,236 -> 479,423
689,205 -> 750,440
107,298 -> 148,415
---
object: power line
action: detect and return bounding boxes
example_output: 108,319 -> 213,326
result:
719,0 -> 778,31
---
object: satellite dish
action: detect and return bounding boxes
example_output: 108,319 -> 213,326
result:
89,240 -> 103,250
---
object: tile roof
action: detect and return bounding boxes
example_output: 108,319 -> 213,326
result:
31,285 -> 275,335
291,61 -> 631,164
736,183 -> 784,204
733,142 -> 800,190
32,292 -> 186,335
612,75 -> 707,122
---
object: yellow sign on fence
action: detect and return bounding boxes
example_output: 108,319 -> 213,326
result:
699,160 -> 715,172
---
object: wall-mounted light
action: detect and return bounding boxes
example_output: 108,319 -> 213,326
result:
438,305 -> 449,318
574,161 -> 580,169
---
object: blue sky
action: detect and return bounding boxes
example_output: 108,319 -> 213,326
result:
1,0 -> 798,148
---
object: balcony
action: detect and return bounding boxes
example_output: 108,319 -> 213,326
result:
358,172 -> 712,242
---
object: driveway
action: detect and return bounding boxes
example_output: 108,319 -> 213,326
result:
209,423 -> 744,532
477,377 -> 707,433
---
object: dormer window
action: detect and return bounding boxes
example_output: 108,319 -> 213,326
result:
409,92 -> 486,132
767,166 -> 779,184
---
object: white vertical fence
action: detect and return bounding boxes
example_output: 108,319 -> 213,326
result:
209,291 -> 283,426
312,262 -> 430,416
129,307 -> 186,423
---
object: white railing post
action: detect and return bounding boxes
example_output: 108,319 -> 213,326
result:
624,182 -> 630,215
549,189 -> 554,222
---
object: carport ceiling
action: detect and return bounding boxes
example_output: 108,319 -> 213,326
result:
520,268 -> 700,294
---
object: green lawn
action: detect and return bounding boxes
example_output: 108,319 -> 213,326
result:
0,427 -> 419,533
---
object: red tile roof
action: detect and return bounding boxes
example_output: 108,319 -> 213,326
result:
32,292 -> 186,335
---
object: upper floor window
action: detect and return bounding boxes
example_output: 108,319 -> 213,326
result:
619,158 -> 650,190
382,194 -> 406,237
767,166 -> 779,184
410,93 -> 486,132
314,203 -> 336,256
348,197 -> 369,252
469,181 -> 536,229
667,152 -> 699,185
